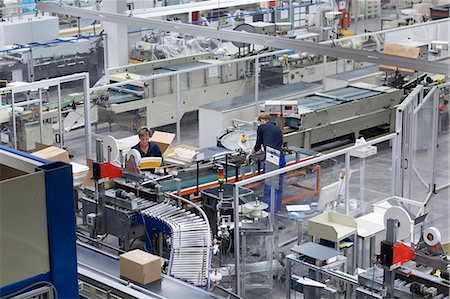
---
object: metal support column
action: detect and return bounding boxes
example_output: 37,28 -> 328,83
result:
254,57 -> 259,115
57,83 -> 63,148
345,152 -> 350,215
383,218 -> 398,299
95,139 -> 106,235
12,92 -> 17,149
427,90 -> 439,206
234,185 -> 241,295
176,73 -> 181,144
38,88 -> 44,143
83,75 -> 92,160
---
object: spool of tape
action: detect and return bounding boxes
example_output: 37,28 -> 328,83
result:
128,149 -> 141,168
102,135 -> 119,163
423,227 -> 441,246
384,206 -> 413,241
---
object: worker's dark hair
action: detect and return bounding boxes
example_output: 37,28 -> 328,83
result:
137,126 -> 153,138
257,112 -> 271,122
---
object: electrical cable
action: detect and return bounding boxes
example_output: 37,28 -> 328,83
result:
140,212 -> 152,252
0,281 -> 58,299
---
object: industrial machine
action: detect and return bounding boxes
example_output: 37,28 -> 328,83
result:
286,207 -> 450,299
262,82 -> 404,150
95,50 -> 354,130
357,221 -> 450,299
0,74 -> 93,152
74,125 -> 321,295
0,16 -> 104,84
73,159 -> 229,298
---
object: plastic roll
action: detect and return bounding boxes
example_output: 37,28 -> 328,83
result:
117,135 -> 139,150
423,227 -> 441,246
128,149 -> 141,167
102,135 -> 119,163
103,135 -> 140,163
210,272 -> 223,282
384,206 -> 412,241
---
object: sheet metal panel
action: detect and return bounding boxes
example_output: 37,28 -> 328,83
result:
0,171 -> 49,286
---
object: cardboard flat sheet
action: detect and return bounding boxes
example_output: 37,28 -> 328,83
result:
31,145 -> 69,163
286,204 -> 311,212
380,44 -> 420,73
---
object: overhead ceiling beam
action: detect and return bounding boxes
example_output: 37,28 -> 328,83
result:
131,0 -> 272,18
38,2 -> 449,75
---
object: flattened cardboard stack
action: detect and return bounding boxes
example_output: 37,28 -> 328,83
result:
31,144 -> 69,163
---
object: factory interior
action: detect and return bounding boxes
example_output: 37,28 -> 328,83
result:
0,0 -> 449,298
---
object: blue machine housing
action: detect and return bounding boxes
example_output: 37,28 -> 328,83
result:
0,146 -> 78,298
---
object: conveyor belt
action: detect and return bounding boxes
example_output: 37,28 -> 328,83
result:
327,65 -> 380,81
77,242 -> 221,299
103,90 -> 142,105
140,201 -> 211,286
200,81 -> 321,112
299,86 -> 382,110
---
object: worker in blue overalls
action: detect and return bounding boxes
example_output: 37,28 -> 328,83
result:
252,113 -> 286,213
132,126 -> 162,158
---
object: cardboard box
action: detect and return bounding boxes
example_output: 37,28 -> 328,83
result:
35,142 -> 49,151
120,249 -> 161,285
31,146 -> 70,163
150,131 -> 175,155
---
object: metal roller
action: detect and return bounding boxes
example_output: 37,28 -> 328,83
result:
140,200 -> 211,287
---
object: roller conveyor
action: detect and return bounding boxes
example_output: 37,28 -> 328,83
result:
140,202 -> 211,287
76,242 -> 222,299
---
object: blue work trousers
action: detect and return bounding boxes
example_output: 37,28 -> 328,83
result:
263,155 -> 286,213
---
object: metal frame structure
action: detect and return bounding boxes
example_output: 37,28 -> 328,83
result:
232,132 -> 398,295
0,73 -> 92,158
36,2 -> 449,75
130,0 -> 273,18
321,18 -> 450,49
394,83 -> 450,205
94,49 -> 289,143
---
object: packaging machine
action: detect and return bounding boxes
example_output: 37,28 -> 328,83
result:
96,50 -> 354,129
286,209 -> 449,299
75,128 -> 321,295
262,82 -> 404,150
0,15 -> 104,84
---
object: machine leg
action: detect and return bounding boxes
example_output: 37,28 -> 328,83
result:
369,236 -> 375,266
159,232 -> 164,256
286,258 -> 291,299
361,237 -> 366,269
